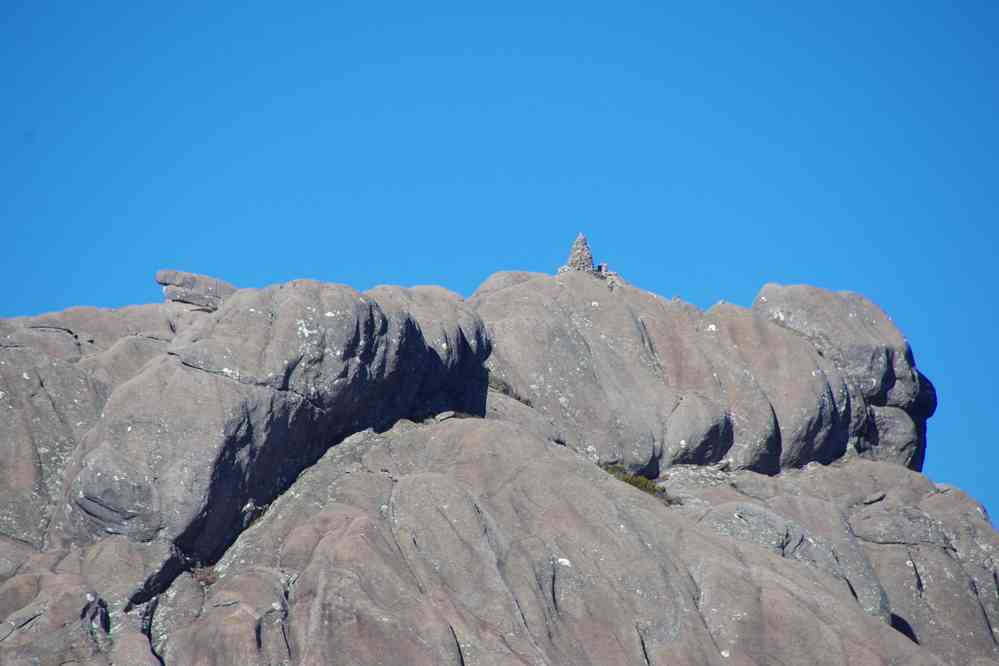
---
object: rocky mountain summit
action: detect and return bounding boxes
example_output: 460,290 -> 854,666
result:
0,236 -> 994,665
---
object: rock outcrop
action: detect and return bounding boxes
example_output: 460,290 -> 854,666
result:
751,284 -> 937,470
155,269 -> 236,311
0,238 -> 993,665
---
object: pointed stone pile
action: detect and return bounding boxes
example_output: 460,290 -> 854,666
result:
558,232 -> 623,288
563,233 -> 594,272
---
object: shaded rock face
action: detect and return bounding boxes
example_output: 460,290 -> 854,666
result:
752,283 -> 937,469
53,279 -> 491,582
0,246 -> 994,665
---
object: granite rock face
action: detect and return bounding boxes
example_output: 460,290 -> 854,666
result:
752,283 -> 937,469
472,272 -> 861,475
1,243 -> 995,665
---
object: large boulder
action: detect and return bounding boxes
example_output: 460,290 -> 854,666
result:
752,283 -> 936,469
53,279 -> 489,571
155,269 -> 237,310
471,270 -> 858,476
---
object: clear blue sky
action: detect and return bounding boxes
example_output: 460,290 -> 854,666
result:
3,2 -> 996,517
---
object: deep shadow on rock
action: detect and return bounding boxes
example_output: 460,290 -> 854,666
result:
54,280 -> 491,587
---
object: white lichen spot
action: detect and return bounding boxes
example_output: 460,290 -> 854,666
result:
557,557 -> 572,567
22,372 -> 30,380
591,301 -> 599,307
721,649 -> 730,658
296,319 -> 317,338
706,324 -> 717,332
325,311 -> 336,317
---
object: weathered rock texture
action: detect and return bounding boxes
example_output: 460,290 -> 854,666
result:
0,244 -> 993,665
751,283 -> 937,470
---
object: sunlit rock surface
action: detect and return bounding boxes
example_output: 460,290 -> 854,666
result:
1,242 -> 993,665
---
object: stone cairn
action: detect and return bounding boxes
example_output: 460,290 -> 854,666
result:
558,233 -> 623,288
